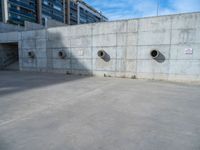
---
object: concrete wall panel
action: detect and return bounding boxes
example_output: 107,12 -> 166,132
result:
0,32 -> 19,42
127,20 -> 138,33
71,36 -> 92,48
21,40 -> 36,49
93,21 -> 127,35
171,29 -> 200,44
138,30 -> 171,45
5,12 -> 200,82
170,44 -> 200,60
93,34 -> 117,47
171,13 -> 200,29
139,16 -> 171,32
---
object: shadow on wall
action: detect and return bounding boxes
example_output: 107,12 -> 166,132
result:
0,31 -> 91,97
46,32 -> 91,76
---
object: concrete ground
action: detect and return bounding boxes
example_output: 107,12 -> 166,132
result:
0,71 -> 200,150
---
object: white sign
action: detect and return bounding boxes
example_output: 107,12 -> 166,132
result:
185,48 -> 193,54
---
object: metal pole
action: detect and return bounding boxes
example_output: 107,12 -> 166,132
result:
157,0 -> 160,16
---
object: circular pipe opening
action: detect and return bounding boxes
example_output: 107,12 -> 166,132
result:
58,50 -> 66,59
97,50 -> 106,59
150,50 -> 159,59
28,51 -> 35,58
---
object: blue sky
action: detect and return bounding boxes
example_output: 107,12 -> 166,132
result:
84,0 -> 200,20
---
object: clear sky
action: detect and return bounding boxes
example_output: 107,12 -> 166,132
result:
84,0 -> 200,20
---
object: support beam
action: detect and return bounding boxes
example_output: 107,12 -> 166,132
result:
77,1 -> 80,24
66,0 -> 70,25
36,0 -> 42,24
63,0 -> 66,23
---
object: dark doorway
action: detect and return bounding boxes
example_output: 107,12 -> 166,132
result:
0,43 -> 19,71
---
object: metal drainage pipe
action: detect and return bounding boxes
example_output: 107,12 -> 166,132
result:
150,50 -> 160,59
28,51 -> 35,59
58,50 -> 66,59
97,50 -> 106,59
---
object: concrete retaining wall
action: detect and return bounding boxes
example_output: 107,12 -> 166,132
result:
0,23 -> 24,33
1,12 -> 200,82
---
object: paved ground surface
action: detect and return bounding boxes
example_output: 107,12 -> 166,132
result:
0,71 -> 200,150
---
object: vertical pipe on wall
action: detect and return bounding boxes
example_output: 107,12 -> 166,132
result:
2,0 -> 8,23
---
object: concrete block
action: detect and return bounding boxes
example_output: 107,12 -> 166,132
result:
93,47 -> 117,59
35,29 -> 46,39
170,44 -> 200,60
70,24 -> 92,37
36,49 -> 47,58
127,33 -> 138,46
93,34 -> 117,47
36,39 -> 46,49
169,60 -> 200,75
171,13 -> 200,29
116,46 -> 126,59
171,29 -> 200,44
137,45 -> 170,59
71,36 -> 92,48
22,40 -> 36,49
22,31 -> 35,40
21,58 -> 37,68
37,58 -> 47,68
93,58 -> 116,71
52,59 -> 71,69
117,32 -> 138,46
18,32 -> 22,40
93,21 -> 127,35
46,38 -> 70,48
126,59 -> 137,72
139,16 -> 171,32
71,59 -> 92,70
116,59 -> 136,72
126,46 -> 138,59
116,46 -> 137,59
117,33 -> 127,46
127,19 -> 138,33
0,32 -> 19,42
70,47 -> 92,59
47,27 -> 70,40
136,59 -> 169,74
138,30 -> 171,45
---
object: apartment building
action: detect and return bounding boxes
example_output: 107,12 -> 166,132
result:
65,0 -> 108,25
0,0 -> 107,26
0,0 -> 37,25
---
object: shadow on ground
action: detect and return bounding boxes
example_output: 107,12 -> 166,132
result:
0,31 -> 92,97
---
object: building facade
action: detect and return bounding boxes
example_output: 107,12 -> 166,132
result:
41,0 -> 65,25
65,0 -> 108,25
0,0 -> 107,26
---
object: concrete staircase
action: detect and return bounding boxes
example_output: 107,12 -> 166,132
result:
0,52 -> 19,70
